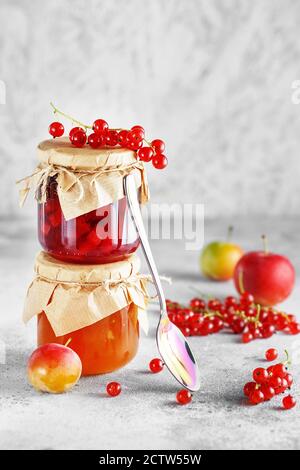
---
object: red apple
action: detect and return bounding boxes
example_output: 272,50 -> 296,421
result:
234,237 -> 295,306
27,342 -> 82,394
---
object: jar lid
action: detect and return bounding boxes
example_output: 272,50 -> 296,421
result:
37,137 -> 137,170
34,251 -> 141,284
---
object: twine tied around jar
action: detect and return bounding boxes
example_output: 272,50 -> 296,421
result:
16,160 -> 149,221
23,267 -> 171,337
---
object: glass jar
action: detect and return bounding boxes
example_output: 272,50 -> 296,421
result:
23,252 -> 146,376
38,176 -> 140,264
38,304 -> 139,376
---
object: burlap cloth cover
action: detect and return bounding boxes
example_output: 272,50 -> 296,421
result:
17,138 -> 150,220
23,252 -> 149,336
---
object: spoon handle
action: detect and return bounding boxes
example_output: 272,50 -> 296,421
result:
123,174 -> 167,315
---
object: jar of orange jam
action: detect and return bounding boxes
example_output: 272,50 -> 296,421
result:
23,252 -> 148,376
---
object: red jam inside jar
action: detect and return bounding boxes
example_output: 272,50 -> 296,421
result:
38,304 -> 139,376
38,177 -> 140,264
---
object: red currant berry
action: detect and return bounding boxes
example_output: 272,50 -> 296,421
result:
106,381 -> 121,397
152,154 -> 168,170
181,326 -> 191,337
261,324 -> 275,339
69,126 -> 86,139
240,291 -> 254,305
149,358 -> 164,373
71,130 -> 87,147
199,320 -> 214,336
275,378 -> 288,394
265,348 -> 278,362
243,382 -> 256,397
126,138 -> 143,151
260,384 -> 275,401
190,298 -> 206,310
176,389 -> 192,405
212,317 -> 224,333
207,299 -> 221,311
151,139 -> 165,153
88,132 -> 103,149
225,296 -> 237,308
118,129 -> 129,145
272,363 -> 287,378
137,147 -> 154,162
130,126 -> 145,141
288,322 -> 300,335
49,122 -> 64,138
93,119 -> 108,135
242,332 -> 253,343
105,129 -> 119,146
249,389 -> 264,405
253,367 -> 269,384
268,375 -> 282,389
285,373 -> 293,388
231,318 -> 245,334
282,395 -> 296,409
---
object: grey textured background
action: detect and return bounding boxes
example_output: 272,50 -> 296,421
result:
1,0 -> 300,221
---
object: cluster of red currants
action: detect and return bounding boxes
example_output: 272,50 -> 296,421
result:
48,118 -> 167,170
166,292 -> 300,343
244,349 -> 296,409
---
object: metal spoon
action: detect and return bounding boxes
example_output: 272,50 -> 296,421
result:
124,174 -> 200,392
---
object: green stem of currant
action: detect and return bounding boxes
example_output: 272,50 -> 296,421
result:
50,102 -> 92,130
283,349 -> 291,367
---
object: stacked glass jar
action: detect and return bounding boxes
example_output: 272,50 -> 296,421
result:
22,138 -> 149,375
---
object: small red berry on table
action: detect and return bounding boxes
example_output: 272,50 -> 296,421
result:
176,389 -> 192,405
149,358 -> 164,373
253,367 -> 269,384
249,389 -> 264,405
282,395 -> 296,409
265,348 -> 278,361
242,331 -> 253,343
243,382 -> 256,397
260,384 -> 275,401
272,363 -> 287,378
106,381 -> 122,397
49,122 -> 64,138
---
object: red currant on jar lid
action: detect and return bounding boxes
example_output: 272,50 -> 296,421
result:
93,118 -> 108,135
88,132 -> 103,149
69,126 -> 86,139
137,147 -> 154,162
151,139 -> 165,153
71,130 -> 87,147
49,122 -> 64,138
176,389 -> 192,405
106,381 -> 122,397
149,358 -> 164,373
152,154 -> 168,170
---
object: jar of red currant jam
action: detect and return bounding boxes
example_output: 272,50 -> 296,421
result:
36,138 -> 148,264
23,252 -> 148,376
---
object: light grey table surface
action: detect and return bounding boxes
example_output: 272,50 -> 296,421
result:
0,216 -> 300,450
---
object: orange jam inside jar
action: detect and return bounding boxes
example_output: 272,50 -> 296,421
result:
23,252 -> 147,376
38,303 -> 139,376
